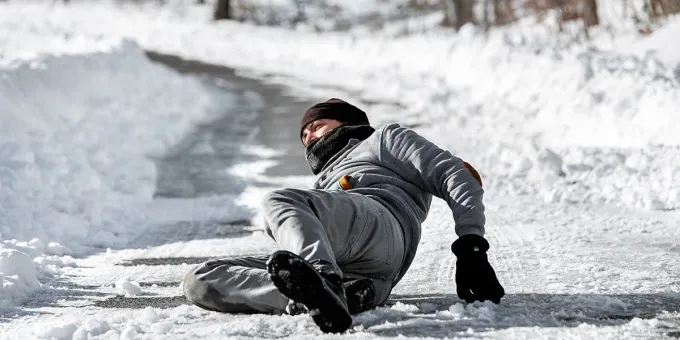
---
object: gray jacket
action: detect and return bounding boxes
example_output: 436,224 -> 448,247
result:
312,123 -> 486,281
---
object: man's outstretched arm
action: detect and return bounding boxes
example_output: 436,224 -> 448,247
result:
376,124 -> 485,235
376,124 -> 505,303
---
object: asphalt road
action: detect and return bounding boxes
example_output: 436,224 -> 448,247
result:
98,51 -> 320,308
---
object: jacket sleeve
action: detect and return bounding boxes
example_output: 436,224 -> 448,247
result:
377,124 -> 485,237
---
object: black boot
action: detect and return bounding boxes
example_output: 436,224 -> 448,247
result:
267,251 -> 352,333
344,278 -> 376,314
285,278 -> 375,316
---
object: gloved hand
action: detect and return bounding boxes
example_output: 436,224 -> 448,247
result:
451,234 -> 505,304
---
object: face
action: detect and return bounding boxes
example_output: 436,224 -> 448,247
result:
301,119 -> 343,147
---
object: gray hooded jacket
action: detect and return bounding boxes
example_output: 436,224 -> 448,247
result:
312,123 -> 486,282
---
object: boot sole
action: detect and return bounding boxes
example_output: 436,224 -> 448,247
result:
267,251 -> 352,333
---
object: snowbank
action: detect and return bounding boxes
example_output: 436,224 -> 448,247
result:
621,16 -> 680,67
0,41 -> 218,308
3,1 -> 678,210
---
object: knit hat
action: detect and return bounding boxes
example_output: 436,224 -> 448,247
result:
300,98 -> 370,140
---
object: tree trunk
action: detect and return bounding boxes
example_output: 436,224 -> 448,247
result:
493,0 -> 516,25
292,0 -> 306,24
483,0 -> 491,31
455,0 -> 477,29
582,0 -> 599,27
214,0 -> 231,20
442,0 -> 457,27
654,0 -> 680,17
442,0 -> 477,29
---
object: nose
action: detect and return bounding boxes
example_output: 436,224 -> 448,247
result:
304,134 -> 318,147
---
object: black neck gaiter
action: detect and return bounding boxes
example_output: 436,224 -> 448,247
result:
305,125 -> 375,175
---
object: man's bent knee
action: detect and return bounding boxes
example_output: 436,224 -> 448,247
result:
260,189 -> 308,232
183,265 -> 216,310
261,189 -> 302,210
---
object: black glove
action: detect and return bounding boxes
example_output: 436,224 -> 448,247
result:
451,234 -> 505,304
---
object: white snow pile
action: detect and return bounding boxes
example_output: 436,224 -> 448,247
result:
32,306 -> 175,339
620,14 -> 680,67
4,1 -> 678,210
0,40 -> 218,309
115,278 -> 143,296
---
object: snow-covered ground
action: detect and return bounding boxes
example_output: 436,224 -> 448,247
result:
0,39 -> 229,309
1,1 -> 679,339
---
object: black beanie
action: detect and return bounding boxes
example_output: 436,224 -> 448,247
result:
300,98 -> 370,140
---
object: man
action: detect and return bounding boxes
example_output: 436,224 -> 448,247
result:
183,98 -> 505,333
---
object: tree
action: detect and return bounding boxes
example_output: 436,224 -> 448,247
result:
292,0 -> 307,24
581,0 -> 599,27
493,0 -> 516,25
442,0 -> 477,30
214,0 -> 231,20
647,0 -> 680,19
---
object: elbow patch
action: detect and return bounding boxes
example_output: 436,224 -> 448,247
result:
463,162 -> 483,187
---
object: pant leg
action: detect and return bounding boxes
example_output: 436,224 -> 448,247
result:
340,198 -> 405,306
261,188 -> 360,274
183,255 -> 288,314
262,188 -> 405,307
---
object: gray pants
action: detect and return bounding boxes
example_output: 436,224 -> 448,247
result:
182,188 -> 406,314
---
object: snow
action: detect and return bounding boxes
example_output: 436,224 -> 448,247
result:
0,38 -> 223,309
115,279 -> 143,296
0,249 -> 40,306
0,0 -> 679,339
620,16 -> 680,67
